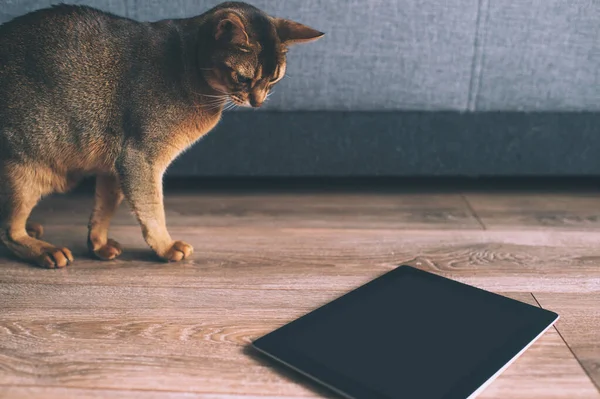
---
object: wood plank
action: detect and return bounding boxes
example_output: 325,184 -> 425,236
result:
0,313 -> 329,396
479,329 -> 599,398
465,192 -> 600,230
1,227 -> 599,293
2,190 -> 598,397
0,293 -> 596,398
534,293 -> 600,390
27,192 -> 481,230
0,386 -> 313,399
0,284 -> 347,311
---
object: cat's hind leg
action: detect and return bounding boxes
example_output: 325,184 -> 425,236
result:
0,163 -> 73,268
23,176 -> 86,240
88,174 -> 124,260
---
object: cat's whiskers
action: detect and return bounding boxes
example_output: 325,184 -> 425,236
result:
224,102 -> 238,112
214,87 -> 237,96
198,99 -> 226,107
199,93 -> 229,100
201,101 -> 229,112
188,91 -> 231,111
198,96 -> 227,103
189,97 -> 229,112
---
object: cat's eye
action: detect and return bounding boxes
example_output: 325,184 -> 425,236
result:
236,73 -> 252,85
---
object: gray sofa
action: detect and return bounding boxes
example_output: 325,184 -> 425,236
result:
1,1 -> 599,176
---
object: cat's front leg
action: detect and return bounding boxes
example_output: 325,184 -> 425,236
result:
116,148 -> 193,262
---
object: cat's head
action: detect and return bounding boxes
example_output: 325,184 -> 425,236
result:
201,2 -> 323,108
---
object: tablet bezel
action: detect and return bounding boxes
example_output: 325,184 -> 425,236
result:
252,265 -> 559,399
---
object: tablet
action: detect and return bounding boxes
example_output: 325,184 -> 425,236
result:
252,265 -> 558,399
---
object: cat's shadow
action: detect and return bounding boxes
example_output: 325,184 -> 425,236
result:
243,344 -> 338,398
103,248 -> 162,263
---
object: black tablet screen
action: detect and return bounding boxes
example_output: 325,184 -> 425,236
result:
255,267 -> 558,399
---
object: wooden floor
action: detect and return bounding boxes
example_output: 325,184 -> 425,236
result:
1,185 -> 599,398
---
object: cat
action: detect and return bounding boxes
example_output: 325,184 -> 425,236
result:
0,1 -> 323,268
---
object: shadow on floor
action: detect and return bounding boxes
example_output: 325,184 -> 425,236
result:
243,344 -> 339,398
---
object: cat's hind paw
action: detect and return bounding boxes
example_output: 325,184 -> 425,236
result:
161,241 -> 194,262
91,239 -> 123,261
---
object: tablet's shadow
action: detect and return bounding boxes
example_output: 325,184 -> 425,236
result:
243,344 -> 340,398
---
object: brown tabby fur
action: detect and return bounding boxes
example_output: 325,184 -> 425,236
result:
0,2 -> 323,268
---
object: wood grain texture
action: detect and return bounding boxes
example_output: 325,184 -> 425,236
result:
535,293 -> 600,390
0,387 -> 308,399
1,226 -> 599,293
28,192 -> 481,230
1,191 -> 598,398
465,192 -> 600,230
0,292 -> 596,398
479,328 -> 599,399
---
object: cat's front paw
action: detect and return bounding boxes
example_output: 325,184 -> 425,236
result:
160,241 -> 194,262
36,247 -> 74,268
26,223 -> 44,239
91,239 -> 123,261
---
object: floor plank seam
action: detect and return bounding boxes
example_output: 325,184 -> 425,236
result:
460,194 -> 487,230
530,293 -> 600,393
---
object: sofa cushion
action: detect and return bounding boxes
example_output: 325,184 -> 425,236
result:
476,0 -> 600,111
131,0 -> 479,112
0,0 -> 479,111
0,1 -> 597,111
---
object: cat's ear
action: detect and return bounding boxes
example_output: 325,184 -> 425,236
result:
215,13 -> 249,45
274,18 -> 324,46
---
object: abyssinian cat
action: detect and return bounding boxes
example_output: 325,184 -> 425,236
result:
0,2 -> 323,268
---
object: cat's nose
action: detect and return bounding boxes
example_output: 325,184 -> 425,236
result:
250,98 -> 263,108
250,90 -> 267,107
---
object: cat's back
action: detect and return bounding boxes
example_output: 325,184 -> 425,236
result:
0,4 -> 135,38
0,5 -> 139,88
0,4 -> 129,49
0,5 -> 142,164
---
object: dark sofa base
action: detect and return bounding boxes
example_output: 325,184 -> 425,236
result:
168,112 -> 600,177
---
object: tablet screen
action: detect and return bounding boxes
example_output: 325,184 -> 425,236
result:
254,266 -> 558,399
